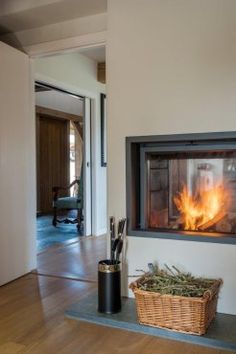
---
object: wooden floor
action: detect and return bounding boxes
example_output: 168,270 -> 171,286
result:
35,235 -> 107,281
0,236 -> 232,354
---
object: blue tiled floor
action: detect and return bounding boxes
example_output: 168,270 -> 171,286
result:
37,215 -> 82,252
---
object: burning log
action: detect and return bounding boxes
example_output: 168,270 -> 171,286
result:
215,217 -> 232,233
173,184 -> 230,232
198,210 -> 227,231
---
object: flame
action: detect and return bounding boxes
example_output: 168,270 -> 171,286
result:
174,184 -> 229,231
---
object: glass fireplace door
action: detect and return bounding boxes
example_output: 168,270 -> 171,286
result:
141,148 -> 236,235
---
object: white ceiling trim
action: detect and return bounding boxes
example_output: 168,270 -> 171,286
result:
25,31 -> 106,58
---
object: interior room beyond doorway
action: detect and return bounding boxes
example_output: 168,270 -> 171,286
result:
36,83 -> 85,252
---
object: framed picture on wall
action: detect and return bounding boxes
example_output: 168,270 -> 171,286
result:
101,93 -> 107,167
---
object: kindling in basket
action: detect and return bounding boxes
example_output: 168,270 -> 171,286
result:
129,265 -> 222,335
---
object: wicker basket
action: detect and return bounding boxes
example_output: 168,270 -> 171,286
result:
129,277 -> 222,335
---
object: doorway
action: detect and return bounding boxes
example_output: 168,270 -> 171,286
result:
33,47 -> 106,282
35,82 -> 90,253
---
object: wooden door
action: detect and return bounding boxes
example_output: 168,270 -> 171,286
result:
0,42 -> 36,285
37,115 -> 69,213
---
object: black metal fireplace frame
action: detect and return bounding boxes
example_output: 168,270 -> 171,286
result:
126,131 -> 236,244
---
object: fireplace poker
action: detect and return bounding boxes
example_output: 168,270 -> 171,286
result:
111,218 -> 127,263
115,218 -> 126,263
111,237 -> 119,262
110,216 -> 115,260
119,218 -> 126,237
111,219 -> 121,262
115,239 -> 123,264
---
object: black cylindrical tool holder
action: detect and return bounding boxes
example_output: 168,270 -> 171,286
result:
98,260 -> 121,314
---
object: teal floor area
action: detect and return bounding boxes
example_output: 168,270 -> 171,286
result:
37,215 -> 82,252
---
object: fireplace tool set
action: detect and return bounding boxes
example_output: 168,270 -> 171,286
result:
110,217 -> 126,264
98,217 -> 126,314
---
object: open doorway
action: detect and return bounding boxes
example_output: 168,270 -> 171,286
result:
33,47 -> 107,281
35,83 -> 86,253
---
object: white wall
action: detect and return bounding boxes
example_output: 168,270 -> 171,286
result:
34,52 -> 107,236
0,41 -> 36,284
36,90 -> 83,116
107,0 -> 236,314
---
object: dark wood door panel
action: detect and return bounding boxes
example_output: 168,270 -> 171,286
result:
37,115 -> 69,213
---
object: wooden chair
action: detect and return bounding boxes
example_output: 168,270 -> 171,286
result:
52,173 -> 83,231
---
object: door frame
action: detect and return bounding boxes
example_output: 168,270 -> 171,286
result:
35,80 -> 92,236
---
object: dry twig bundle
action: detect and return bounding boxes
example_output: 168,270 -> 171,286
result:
136,264 -> 216,297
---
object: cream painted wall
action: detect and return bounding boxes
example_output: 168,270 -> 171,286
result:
0,41 -> 36,284
36,90 -> 83,116
107,0 -> 236,314
34,52 -> 107,235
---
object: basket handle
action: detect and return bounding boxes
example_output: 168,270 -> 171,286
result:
203,279 -> 222,300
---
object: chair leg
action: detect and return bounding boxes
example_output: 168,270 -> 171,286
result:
52,207 -> 57,227
77,209 -> 82,231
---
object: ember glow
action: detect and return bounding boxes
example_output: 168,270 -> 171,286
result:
174,184 -> 230,231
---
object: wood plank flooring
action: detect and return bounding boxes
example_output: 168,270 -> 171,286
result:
0,236 -> 232,353
0,273 -> 231,354
35,235 -> 107,281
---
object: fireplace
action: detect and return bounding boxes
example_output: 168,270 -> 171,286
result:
126,132 -> 236,244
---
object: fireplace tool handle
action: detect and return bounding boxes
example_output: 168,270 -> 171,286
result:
110,217 -> 115,260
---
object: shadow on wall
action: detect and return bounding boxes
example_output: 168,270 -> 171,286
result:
0,25 -> 26,53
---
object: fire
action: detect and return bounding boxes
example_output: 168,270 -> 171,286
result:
174,184 -> 229,231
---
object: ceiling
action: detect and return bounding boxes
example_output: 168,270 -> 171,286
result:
79,46 -> 106,63
0,0 -> 107,34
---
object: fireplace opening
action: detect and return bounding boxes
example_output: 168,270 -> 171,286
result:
126,133 -> 236,244
145,151 -> 236,234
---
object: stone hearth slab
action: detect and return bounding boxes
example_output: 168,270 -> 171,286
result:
65,293 -> 236,352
